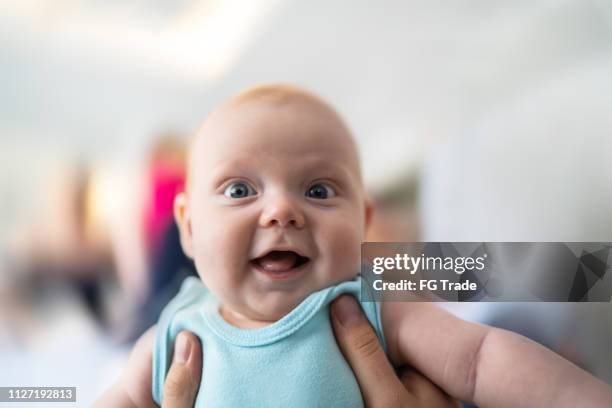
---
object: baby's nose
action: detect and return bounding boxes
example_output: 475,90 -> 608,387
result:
259,194 -> 305,229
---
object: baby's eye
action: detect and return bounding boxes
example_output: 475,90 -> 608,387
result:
306,183 -> 336,199
224,181 -> 256,199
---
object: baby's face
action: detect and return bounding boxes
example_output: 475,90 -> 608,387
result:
176,95 -> 370,324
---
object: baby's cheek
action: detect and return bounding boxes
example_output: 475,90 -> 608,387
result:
325,218 -> 362,276
193,213 -> 251,285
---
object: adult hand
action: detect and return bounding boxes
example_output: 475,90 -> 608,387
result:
161,332 -> 202,408
330,295 -> 459,408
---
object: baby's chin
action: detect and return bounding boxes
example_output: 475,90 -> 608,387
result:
222,290 -> 313,328
250,294 -> 308,323
220,275 -> 358,327
247,275 -> 357,321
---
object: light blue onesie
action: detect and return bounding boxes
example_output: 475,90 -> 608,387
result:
152,276 -> 385,407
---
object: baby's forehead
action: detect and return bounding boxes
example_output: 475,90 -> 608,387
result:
224,86 -> 345,131
187,85 -> 362,187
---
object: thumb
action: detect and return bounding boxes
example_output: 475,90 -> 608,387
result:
331,295 -> 415,408
162,331 -> 202,408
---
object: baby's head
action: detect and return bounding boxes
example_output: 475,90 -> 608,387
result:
174,84 -> 372,325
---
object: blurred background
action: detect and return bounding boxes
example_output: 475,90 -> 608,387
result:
1,0 -> 611,406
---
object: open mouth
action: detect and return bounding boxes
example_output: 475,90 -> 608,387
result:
251,250 -> 310,276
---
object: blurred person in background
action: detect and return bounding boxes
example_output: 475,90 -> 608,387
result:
122,131 -> 196,341
5,162 -> 115,331
3,131 -> 196,342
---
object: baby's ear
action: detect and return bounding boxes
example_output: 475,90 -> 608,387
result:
174,192 -> 194,258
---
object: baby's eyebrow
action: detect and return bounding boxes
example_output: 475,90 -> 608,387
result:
299,159 -> 355,181
204,156 -> 359,189
213,158 -> 253,173
207,159 -> 255,185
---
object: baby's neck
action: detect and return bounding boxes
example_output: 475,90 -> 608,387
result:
219,305 -> 276,329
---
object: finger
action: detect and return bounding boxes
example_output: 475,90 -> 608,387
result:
398,368 -> 461,408
162,331 -> 202,408
331,295 -> 416,408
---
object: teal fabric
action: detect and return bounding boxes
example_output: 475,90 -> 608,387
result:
152,276 -> 385,407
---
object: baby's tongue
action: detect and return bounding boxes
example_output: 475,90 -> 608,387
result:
256,251 -> 297,272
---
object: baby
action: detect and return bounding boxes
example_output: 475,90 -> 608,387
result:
104,84 -> 420,407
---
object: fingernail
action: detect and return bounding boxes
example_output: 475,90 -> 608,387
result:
174,333 -> 191,364
333,295 -> 362,327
